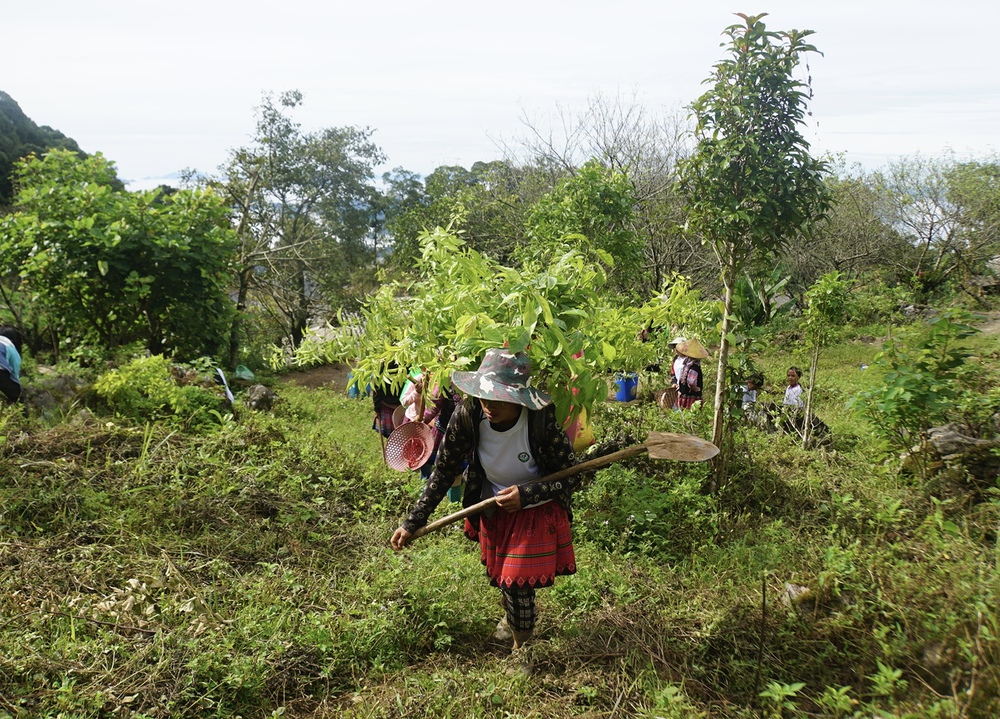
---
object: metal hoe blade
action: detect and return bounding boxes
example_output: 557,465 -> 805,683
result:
644,431 -> 719,462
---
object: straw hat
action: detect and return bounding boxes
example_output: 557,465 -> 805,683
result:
668,336 -> 688,348
675,338 -> 709,359
451,349 -> 551,409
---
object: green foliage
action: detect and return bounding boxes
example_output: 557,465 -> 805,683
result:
850,309 -> 978,453
525,159 -> 643,300
676,12 -> 831,447
731,267 -> 790,328
299,227 -> 612,426
877,153 -> 1000,296
0,149 -> 236,358
383,160 -> 552,270
802,271 -> 853,352
759,680 -> 805,718
94,354 -> 227,429
590,273 -> 718,373
784,168 -> 914,297
4,337 -> 1000,716
947,159 -> 1000,261
678,14 -> 830,266
844,274 -> 915,326
575,464 -> 717,560
642,272 -> 720,343
207,90 -> 385,359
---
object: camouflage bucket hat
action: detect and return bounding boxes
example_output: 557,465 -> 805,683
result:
451,349 -> 552,410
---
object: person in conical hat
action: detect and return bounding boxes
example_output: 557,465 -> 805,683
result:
674,338 -> 708,410
391,348 -> 581,653
667,336 -> 688,395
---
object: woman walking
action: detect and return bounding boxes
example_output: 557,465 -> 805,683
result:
390,348 -> 580,654
674,338 -> 709,410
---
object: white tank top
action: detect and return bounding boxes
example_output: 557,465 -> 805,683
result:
478,408 -> 543,500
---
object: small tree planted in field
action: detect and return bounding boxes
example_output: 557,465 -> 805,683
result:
677,13 -> 830,457
800,270 -> 852,446
850,309 -> 977,462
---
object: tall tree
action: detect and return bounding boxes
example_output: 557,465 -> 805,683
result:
524,159 -> 641,301
874,154 -> 1000,303
782,166 -> 910,295
383,160 -> 555,270
208,91 -> 385,362
514,93 -> 700,298
676,13 -> 830,454
0,150 -> 235,358
944,158 -> 1000,290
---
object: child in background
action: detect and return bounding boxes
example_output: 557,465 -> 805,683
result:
743,373 -> 763,409
783,366 -> 804,408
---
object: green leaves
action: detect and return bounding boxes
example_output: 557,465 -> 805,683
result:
802,271 -> 852,350
850,309 -> 978,453
677,13 -> 830,446
1,150 -> 236,357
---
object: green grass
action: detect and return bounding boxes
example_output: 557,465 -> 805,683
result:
1,334 -> 999,717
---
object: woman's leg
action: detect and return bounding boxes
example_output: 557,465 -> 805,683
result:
500,585 -> 536,647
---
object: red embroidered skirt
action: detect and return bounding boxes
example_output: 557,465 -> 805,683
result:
464,502 -> 576,588
675,393 -> 701,410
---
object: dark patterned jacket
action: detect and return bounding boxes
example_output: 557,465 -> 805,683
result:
401,398 -> 579,533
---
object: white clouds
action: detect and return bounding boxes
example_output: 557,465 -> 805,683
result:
6,0 -> 998,186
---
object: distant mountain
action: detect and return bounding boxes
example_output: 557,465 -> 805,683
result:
0,91 -> 83,206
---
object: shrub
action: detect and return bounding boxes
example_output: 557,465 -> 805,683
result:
849,309 -> 977,455
94,354 -> 226,429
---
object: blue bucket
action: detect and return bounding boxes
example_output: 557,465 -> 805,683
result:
614,373 -> 638,402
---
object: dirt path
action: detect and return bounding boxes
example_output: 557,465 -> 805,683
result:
280,363 -> 353,392
976,311 -> 1000,335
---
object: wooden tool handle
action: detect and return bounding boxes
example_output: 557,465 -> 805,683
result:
409,443 -> 650,540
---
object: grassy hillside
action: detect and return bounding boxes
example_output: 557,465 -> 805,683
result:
0,327 -> 998,717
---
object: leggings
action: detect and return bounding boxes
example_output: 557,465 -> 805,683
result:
0,370 -> 19,403
501,585 -> 536,633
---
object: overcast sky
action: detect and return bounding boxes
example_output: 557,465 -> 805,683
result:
5,0 -> 997,188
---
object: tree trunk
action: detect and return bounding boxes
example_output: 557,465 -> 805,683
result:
290,261 -> 309,349
712,263 -> 736,450
803,342 -> 820,448
227,168 -> 261,369
227,268 -> 252,370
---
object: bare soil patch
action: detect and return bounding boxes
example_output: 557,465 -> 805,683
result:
976,311 -> 1000,336
281,363 -> 353,392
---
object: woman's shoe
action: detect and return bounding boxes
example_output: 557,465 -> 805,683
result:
511,628 -> 533,650
493,616 -> 513,641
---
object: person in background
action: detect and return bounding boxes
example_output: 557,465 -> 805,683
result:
675,338 -> 708,410
0,326 -> 23,403
742,373 -> 764,409
371,362 -> 402,438
783,366 -> 804,409
391,349 -> 579,658
399,373 -> 455,480
667,336 -> 688,395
